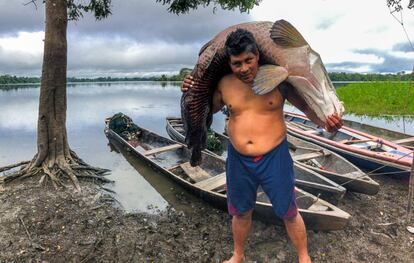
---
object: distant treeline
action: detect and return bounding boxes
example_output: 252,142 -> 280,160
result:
0,68 -> 193,84
328,72 -> 413,81
1,69 -> 413,84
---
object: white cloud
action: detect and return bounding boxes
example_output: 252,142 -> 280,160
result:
0,31 -> 44,54
251,0 -> 414,72
0,0 -> 413,75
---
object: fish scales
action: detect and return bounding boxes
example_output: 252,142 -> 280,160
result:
182,20 -> 343,166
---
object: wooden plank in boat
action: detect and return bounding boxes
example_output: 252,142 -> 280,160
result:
342,171 -> 363,178
393,137 -> 414,145
179,162 -> 211,183
293,151 -> 330,161
288,121 -> 312,131
304,130 -> 321,135
289,120 -> 320,131
136,145 -> 147,154
144,144 -> 182,156
341,139 -> 372,144
194,172 -> 226,191
308,203 -> 329,212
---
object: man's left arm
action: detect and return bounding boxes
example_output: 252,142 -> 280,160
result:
284,85 -> 343,132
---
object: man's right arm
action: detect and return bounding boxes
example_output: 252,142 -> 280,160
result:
211,88 -> 224,113
181,75 -> 224,114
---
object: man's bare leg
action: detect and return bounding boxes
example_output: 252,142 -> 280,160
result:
284,213 -> 312,263
223,210 -> 253,263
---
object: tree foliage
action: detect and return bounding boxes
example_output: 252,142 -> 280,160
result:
66,0 -> 112,20
156,0 -> 260,14
62,0 -> 260,19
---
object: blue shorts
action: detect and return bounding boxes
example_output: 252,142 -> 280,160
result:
226,138 -> 298,220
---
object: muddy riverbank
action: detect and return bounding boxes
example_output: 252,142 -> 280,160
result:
0,172 -> 413,262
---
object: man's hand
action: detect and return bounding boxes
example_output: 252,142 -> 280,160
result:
181,75 -> 195,92
324,113 -> 343,133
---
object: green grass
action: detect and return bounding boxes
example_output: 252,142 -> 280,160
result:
336,82 -> 414,116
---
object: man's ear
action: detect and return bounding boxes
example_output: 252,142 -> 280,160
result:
255,52 -> 260,61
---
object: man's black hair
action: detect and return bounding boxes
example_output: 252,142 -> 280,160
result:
225,28 -> 259,57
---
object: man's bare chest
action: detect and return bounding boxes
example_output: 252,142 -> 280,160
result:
221,87 -> 284,113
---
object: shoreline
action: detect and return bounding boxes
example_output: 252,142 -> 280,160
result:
0,171 -> 413,262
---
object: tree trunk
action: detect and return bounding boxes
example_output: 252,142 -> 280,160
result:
0,0 -> 111,190
34,0 -> 70,169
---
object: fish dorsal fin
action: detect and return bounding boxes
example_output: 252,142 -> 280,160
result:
270,20 -> 308,48
252,65 -> 288,95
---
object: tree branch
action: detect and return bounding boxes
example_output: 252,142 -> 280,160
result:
23,0 -> 38,10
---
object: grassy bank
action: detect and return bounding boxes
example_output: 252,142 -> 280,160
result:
336,82 -> 414,116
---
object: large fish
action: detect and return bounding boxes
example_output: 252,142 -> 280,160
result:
182,20 -> 344,166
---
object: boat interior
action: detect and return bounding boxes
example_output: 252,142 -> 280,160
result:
118,128 -> 333,212
285,114 -> 396,153
288,136 -> 357,175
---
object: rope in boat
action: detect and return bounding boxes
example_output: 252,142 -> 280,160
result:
285,116 -> 414,183
338,149 -> 414,187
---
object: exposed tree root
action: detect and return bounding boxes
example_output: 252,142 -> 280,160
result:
0,160 -> 30,173
0,152 -> 111,192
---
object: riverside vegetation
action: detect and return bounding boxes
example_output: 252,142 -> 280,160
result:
1,71 -> 413,85
336,82 -> 414,116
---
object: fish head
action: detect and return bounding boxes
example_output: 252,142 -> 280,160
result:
285,46 -> 344,123
259,19 -> 344,123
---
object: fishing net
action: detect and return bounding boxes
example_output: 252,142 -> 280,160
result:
108,112 -> 140,140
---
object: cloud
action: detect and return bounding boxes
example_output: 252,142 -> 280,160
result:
327,47 -> 414,73
392,42 -> 414,52
0,1 -> 44,36
67,36 -> 201,76
0,31 -> 43,75
0,0 -> 250,44
1,0 -> 414,75
69,0 -> 251,44
0,0 -> 251,76
316,16 -> 338,30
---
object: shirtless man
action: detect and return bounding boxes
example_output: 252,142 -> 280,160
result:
182,29 -> 342,263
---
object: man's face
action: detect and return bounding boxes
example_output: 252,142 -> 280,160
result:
228,51 -> 259,84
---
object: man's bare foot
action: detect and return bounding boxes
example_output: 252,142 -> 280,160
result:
222,253 -> 245,263
299,255 -> 312,263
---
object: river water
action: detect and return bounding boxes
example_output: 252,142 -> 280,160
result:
0,82 -> 413,212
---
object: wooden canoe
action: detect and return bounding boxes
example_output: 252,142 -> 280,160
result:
166,117 -> 346,203
166,117 -> 378,196
342,119 -> 414,150
285,112 -> 413,178
105,119 -> 351,231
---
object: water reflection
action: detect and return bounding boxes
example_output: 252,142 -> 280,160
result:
0,82 -> 412,213
0,82 -> 225,213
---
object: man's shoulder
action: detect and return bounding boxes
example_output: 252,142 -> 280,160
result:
220,73 -> 237,82
218,74 -> 238,88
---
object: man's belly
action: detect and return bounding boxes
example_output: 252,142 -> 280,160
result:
227,113 -> 287,156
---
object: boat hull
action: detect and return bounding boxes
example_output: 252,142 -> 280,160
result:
166,117 -> 347,203
285,112 -> 412,178
106,123 -> 350,231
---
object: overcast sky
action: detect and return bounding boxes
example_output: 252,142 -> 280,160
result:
0,0 -> 413,77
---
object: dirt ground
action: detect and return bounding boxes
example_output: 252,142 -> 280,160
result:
0,173 -> 413,262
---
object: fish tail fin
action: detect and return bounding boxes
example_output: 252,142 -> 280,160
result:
270,20 -> 308,47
